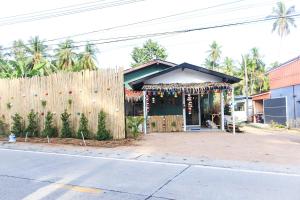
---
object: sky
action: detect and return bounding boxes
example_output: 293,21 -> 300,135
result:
0,0 -> 299,69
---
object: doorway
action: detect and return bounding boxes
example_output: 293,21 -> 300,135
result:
185,94 -> 200,126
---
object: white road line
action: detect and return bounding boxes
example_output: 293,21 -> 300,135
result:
0,148 -> 188,167
1,147 -> 300,177
193,165 -> 300,177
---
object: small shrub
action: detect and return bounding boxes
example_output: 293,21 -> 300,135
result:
25,110 -> 39,137
96,111 -> 112,141
60,110 -> 73,138
127,116 -> 144,139
41,112 -> 58,138
270,120 -> 286,129
11,113 -> 25,137
0,119 -> 8,136
151,122 -> 156,128
77,113 -> 91,139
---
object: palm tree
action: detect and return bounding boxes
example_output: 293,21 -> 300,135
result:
77,43 -> 98,71
206,41 -> 222,71
269,1 -> 296,37
27,36 -> 48,67
222,57 -> 235,76
55,39 -> 77,71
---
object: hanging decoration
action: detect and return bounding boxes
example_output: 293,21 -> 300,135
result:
174,92 -> 178,98
187,94 -> 193,115
146,95 -> 150,113
151,97 -> 155,104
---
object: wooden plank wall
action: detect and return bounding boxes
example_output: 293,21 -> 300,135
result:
148,115 -> 183,132
0,69 -> 125,139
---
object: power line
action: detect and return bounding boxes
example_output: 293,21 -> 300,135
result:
46,0 -> 248,42
0,0 -> 109,20
2,13 -> 299,52
0,0 -> 146,26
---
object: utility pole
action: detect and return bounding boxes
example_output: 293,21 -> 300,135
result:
243,55 -> 249,122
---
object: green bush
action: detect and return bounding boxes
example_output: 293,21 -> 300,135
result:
11,113 -> 25,137
0,119 -> 8,136
25,110 -> 39,137
41,112 -> 58,138
96,111 -> 112,141
60,110 -> 73,138
77,113 -> 91,139
127,116 -> 144,139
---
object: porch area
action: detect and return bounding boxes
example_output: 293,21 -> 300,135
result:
142,83 -> 234,133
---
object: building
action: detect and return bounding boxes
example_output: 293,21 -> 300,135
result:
251,92 -> 270,123
266,56 -> 300,127
125,60 -> 241,133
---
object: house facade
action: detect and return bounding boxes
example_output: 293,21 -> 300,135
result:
267,56 -> 300,127
125,60 -> 241,133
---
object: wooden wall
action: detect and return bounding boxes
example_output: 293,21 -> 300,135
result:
148,115 -> 183,132
0,69 -> 125,139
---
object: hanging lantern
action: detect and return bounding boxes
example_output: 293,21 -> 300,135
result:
174,92 -> 178,98
160,92 -> 164,98
152,97 -> 155,104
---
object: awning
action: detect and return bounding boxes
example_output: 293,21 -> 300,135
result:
125,89 -> 143,102
142,82 -> 232,93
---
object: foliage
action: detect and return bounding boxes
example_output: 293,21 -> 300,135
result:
11,113 -> 25,137
60,110 -> 73,138
270,120 -> 286,128
41,100 -> 47,108
205,41 -> 222,71
268,1 -> 296,38
126,116 -> 144,139
25,110 -> 39,137
96,111 -> 112,140
54,39 -> 77,71
131,39 -> 167,67
41,112 -> 58,138
76,43 -> 98,71
0,119 -> 8,136
77,113 -> 91,139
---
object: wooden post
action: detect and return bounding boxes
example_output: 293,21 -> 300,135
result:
143,91 -> 147,134
232,86 -> 236,135
220,90 -> 225,131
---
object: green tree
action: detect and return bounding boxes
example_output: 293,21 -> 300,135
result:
25,110 -> 39,137
60,110 -> 73,138
77,113 -> 90,139
96,111 -> 112,140
205,41 -> 222,71
11,113 -> 25,137
269,1 -> 297,38
77,43 -> 98,71
55,39 -> 77,71
222,57 -> 235,76
131,39 -> 167,67
41,112 -> 58,138
27,36 -> 48,68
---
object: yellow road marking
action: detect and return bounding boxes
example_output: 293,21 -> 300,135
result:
56,183 -> 102,194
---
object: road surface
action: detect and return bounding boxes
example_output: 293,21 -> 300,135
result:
0,148 -> 300,200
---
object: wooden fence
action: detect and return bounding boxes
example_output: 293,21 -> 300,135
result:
148,115 -> 183,132
0,69 -> 125,139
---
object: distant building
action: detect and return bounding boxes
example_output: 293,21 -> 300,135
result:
266,56 -> 300,127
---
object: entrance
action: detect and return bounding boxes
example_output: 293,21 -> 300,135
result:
185,94 -> 200,126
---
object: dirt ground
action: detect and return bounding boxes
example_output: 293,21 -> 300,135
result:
119,126 -> 300,165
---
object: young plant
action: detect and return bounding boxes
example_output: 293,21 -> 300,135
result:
11,113 -> 25,137
25,110 -> 39,137
42,112 -> 58,138
77,113 -> 90,139
96,111 -> 112,141
0,119 -> 8,136
127,116 -> 144,139
60,110 -> 73,138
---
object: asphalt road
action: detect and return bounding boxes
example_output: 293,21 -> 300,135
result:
0,148 -> 300,200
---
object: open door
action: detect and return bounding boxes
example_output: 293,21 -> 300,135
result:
185,94 -> 200,126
